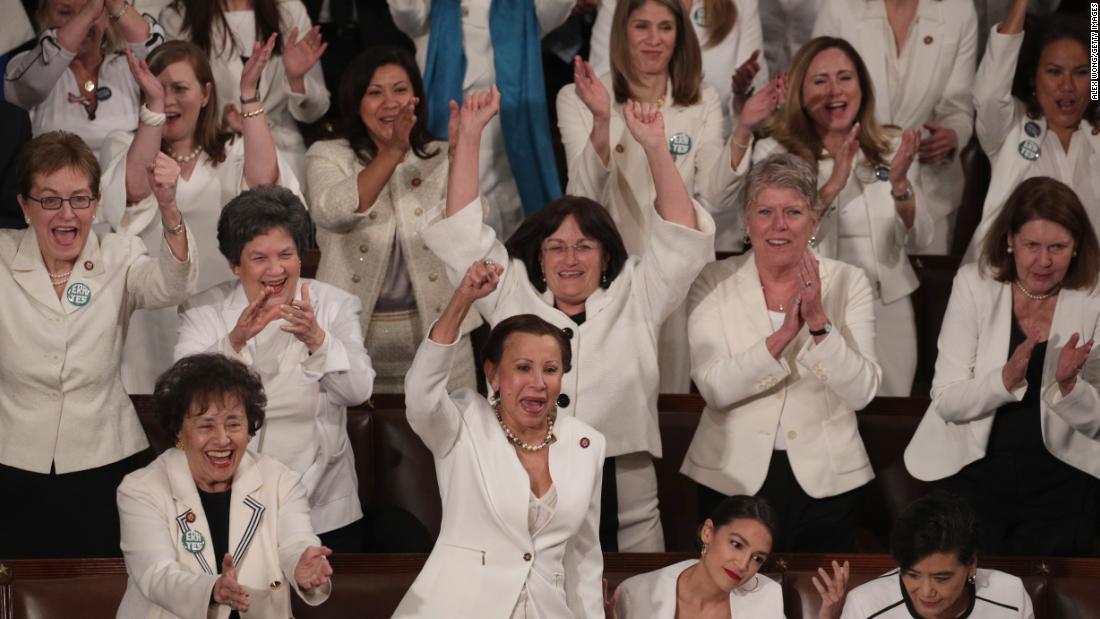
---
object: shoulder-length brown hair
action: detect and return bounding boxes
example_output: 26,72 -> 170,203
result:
980,177 -> 1099,291
169,0 -> 284,57
698,0 -> 737,50
147,41 -> 233,165
608,0 -> 702,107
769,36 -> 892,169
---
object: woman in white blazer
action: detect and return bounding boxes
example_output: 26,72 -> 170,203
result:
117,353 -> 332,618
394,264 -> 605,618
729,36 -> 931,396
588,0 -> 768,136
813,0 -> 978,255
425,89 -> 714,552
0,131 -> 194,558
306,47 -> 480,394
609,495 -> 850,619
100,40 -> 300,394
905,178 -> 1100,556
964,0 -> 1100,261
176,186 -> 375,549
682,153 -> 882,552
160,0 -> 328,184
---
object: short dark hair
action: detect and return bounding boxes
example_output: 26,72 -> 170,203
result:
154,354 -> 267,439
1014,14 -> 1100,128
504,196 -> 628,294
217,185 -> 312,266
979,176 -> 1100,291
18,131 -> 101,199
339,46 -> 438,163
701,495 -> 780,548
482,314 -> 573,374
890,492 -> 980,570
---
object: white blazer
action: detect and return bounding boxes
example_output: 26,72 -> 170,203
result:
682,253 -> 881,498
743,137 -> 933,304
557,73 -> 738,253
175,278 -> 375,534
0,227 -> 196,474
964,27 -> 1100,262
904,264 -> 1100,481
419,197 -> 715,458
615,559 -> 784,618
393,336 -> 605,619
813,0 -> 977,225
116,449 -> 330,619
588,0 -> 769,136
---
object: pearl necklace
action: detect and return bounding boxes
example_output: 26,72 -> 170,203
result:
49,270 -> 71,285
495,406 -> 555,452
1015,281 -> 1058,301
167,145 -> 203,164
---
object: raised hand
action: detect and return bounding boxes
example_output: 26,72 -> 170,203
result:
623,100 -> 666,152
222,103 -> 244,134
918,121 -> 958,164
377,97 -> 418,156
889,127 -> 921,186
736,72 -> 787,132
228,287 -> 282,352
458,259 -> 504,302
148,152 -> 181,209
294,546 -> 333,590
731,49 -> 762,115
240,33 -> 277,100
1002,330 -> 1043,391
798,250 -> 827,331
446,99 -> 461,153
573,55 -> 610,122
125,47 -> 164,108
813,560 -> 850,619
1055,333 -> 1094,395
281,282 -> 326,353
212,553 -> 250,613
458,86 -> 501,137
602,578 -> 622,619
282,26 -> 327,84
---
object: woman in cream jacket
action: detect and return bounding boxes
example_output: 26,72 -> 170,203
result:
814,0 -> 978,255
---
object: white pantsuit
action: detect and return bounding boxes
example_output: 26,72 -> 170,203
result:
175,279 -> 375,534
615,559 -> 784,618
814,0 -> 977,255
393,335 -> 605,618
116,450 -> 330,618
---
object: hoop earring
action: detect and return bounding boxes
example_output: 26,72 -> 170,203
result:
741,575 -> 760,592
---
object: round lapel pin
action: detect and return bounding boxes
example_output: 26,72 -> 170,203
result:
181,529 -> 206,554
185,512 -> 196,523
95,86 -> 112,101
65,282 -> 91,307
668,133 -> 692,158
874,164 -> 890,182
579,437 -> 590,449
1018,140 -> 1041,161
691,5 -> 705,27
83,260 -> 94,271
1024,121 -> 1041,138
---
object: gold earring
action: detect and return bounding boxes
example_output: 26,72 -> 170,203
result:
175,439 -> 183,449
700,542 -> 707,559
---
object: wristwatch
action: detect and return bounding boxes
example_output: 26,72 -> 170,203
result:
890,184 -> 914,201
809,322 -> 832,337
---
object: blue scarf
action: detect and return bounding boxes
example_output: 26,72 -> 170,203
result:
422,0 -> 562,217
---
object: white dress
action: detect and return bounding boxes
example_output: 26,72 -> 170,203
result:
98,131 -> 302,393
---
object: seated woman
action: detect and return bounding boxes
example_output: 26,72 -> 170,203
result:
175,186 -> 375,551
840,492 -> 1034,618
100,39 -> 300,393
116,353 -> 333,618
4,0 -> 162,151
608,495 -> 849,618
965,0 -> 1099,260
306,46 -> 480,394
682,153 -> 881,552
394,268 -> 604,617
0,130 -> 193,558
905,177 -> 1100,556
424,88 -> 715,552
731,36 -> 931,396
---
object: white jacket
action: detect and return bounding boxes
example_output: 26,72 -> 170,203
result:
682,253 -> 881,498
116,449 -> 330,618
175,279 -> 374,533
904,264 -> 1100,481
616,559 -> 784,618
393,336 -> 605,619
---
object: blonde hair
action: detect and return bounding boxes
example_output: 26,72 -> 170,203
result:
608,0 -> 703,106
699,0 -> 737,50
35,1 -> 123,55
769,36 -> 892,169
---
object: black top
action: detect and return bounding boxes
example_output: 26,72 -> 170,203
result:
987,315 -> 1047,454
199,488 -> 239,619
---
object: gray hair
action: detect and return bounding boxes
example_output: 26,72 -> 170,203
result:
741,153 -> 823,218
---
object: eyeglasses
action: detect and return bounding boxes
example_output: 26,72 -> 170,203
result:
26,195 -> 97,210
541,241 -> 600,257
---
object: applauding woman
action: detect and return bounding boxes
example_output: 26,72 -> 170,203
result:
423,87 -> 714,551
906,178 -> 1100,556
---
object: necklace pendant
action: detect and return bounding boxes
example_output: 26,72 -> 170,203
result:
83,79 -> 95,93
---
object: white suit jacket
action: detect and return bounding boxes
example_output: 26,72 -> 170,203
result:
420,197 -> 715,458
393,336 -> 605,619
175,278 -> 375,534
813,0 -> 977,223
0,227 -> 196,474
904,264 -> 1100,481
743,137 -> 933,304
615,559 -> 783,618
557,73 -> 738,253
964,26 -> 1100,262
682,253 -> 881,498
116,449 -> 330,619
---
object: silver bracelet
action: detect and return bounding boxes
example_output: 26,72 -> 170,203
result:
110,1 -> 130,21
164,219 -> 185,235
